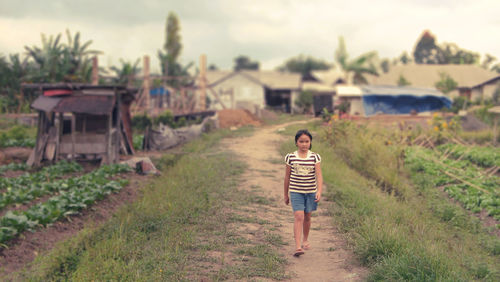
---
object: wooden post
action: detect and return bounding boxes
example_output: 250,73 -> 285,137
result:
92,56 -> 98,85
71,113 -> 76,161
107,113 -> 113,164
143,55 -> 151,113
493,116 -> 498,146
115,90 -> 121,162
199,54 -> 207,111
55,113 -> 63,161
181,88 -> 186,113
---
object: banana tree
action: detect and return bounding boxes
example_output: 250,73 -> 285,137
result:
334,36 -> 379,84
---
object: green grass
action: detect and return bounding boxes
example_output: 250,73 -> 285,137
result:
9,127 -> 286,281
280,122 -> 500,281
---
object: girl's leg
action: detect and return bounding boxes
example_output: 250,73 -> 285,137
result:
294,211 -> 305,250
303,212 -> 312,248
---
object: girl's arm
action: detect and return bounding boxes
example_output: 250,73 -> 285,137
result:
284,164 -> 291,205
315,162 -> 323,202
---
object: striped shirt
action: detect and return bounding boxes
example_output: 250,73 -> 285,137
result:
285,150 -> 321,193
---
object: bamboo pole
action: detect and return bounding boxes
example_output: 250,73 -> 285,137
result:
199,54 -> 207,111
92,56 -> 98,85
143,55 -> 151,113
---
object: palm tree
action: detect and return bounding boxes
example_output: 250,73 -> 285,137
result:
24,30 -> 101,83
110,59 -> 141,86
334,36 -> 378,84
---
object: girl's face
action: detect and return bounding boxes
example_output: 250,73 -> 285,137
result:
296,134 -> 311,152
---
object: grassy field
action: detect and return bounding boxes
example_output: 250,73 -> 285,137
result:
10,126 -> 288,281
280,120 -> 500,281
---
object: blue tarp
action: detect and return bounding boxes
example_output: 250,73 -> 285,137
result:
150,87 -> 169,97
362,86 -> 452,116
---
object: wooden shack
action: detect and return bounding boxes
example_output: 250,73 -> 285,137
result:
26,84 -> 136,166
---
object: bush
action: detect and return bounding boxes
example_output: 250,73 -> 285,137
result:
153,110 -> 175,127
295,91 -> 313,114
0,125 -> 35,148
131,113 -> 152,132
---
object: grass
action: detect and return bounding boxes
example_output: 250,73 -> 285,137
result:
280,121 -> 500,281
9,126 -> 287,281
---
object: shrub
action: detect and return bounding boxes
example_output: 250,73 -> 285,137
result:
131,113 -> 152,132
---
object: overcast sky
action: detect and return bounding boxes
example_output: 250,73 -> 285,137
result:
1,0 -> 499,73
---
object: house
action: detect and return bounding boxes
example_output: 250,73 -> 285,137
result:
465,76 -> 500,102
27,84 -> 137,166
335,85 -> 364,115
204,70 -> 302,114
367,64 -> 498,99
302,82 -> 336,116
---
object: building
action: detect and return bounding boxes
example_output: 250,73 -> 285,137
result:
205,70 -> 302,114
367,64 -> 498,99
28,84 -> 136,166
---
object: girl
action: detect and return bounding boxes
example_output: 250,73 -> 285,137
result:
284,129 -> 323,257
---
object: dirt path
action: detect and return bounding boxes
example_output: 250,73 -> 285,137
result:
225,122 -> 368,281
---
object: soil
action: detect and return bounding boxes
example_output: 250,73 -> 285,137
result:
0,147 -> 32,165
217,109 -> 261,128
223,120 -> 368,281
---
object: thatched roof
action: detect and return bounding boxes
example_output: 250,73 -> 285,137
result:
367,64 -> 498,88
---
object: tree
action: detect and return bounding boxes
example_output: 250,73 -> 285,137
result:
278,54 -> 330,78
440,42 -> 479,65
397,74 -> 411,86
413,30 -> 481,65
380,58 -> 390,73
157,12 -> 193,86
481,54 -> 497,70
208,64 -> 218,71
334,36 -> 378,84
234,55 -> 259,71
413,30 -> 444,64
24,30 -> 100,83
435,72 -> 458,94
110,59 -> 141,86
399,51 -> 412,64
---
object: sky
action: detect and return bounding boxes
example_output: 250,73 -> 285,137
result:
1,0 -> 499,73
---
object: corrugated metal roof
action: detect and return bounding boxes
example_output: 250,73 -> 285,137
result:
362,85 -> 447,98
31,96 -> 62,112
366,64 -> 498,88
303,82 -> 336,93
53,95 -> 116,115
311,69 -> 345,85
336,85 -> 363,97
205,70 -> 302,90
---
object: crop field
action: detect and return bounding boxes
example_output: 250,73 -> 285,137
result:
0,162 -> 131,246
406,146 -> 500,221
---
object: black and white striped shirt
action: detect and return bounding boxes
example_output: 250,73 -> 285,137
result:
285,151 -> 321,193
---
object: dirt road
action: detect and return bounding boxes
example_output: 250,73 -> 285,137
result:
225,121 -> 368,281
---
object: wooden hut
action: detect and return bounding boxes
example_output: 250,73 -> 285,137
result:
26,84 -> 137,166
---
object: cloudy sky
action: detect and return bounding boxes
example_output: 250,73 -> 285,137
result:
1,0 -> 499,73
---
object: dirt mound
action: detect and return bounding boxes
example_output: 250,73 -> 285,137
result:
217,109 -> 261,128
458,114 -> 490,131
260,109 -> 279,121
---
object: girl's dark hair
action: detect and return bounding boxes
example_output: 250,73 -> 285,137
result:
295,129 -> 312,149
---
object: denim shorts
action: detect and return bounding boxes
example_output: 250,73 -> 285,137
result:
290,192 -> 317,213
